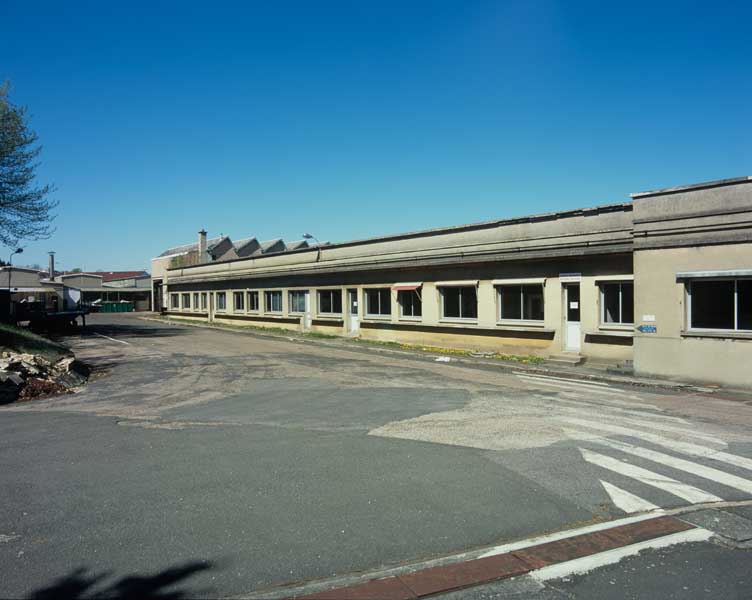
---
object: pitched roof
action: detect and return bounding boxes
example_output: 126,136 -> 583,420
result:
157,236 -> 224,258
285,239 -> 310,251
257,238 -> 286,254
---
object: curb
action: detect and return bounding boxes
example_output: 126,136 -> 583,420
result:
293,516 -> 695,599
139,315 -> 706,393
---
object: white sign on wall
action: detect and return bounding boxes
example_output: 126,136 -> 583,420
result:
559,273 -> 582,283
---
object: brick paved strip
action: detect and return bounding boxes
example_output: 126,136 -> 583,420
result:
293,516 -> 695,599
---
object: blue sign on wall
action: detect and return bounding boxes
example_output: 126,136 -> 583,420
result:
636,325 -> 657,333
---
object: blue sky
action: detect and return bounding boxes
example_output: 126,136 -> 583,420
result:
2,1 -> 750,271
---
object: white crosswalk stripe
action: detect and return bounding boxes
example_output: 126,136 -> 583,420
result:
600,480 -> 659,513
563,413 -> 726,447
558,390 -> 664,411
516,375 -> 628,398
592,438 -> 752,495
563,417 -> 752,472
538,395 -> 686,422
580,448 -> 723,504
514,372 -> 612,387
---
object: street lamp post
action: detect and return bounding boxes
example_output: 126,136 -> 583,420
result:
302,233 -> 321,262
7,247 -> 23,292
7,248 -> 23,318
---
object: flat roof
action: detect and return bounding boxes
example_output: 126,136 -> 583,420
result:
630,176 -> 752,199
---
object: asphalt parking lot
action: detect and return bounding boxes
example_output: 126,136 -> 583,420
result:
1,313 -> 751,598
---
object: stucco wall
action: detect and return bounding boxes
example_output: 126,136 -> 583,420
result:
634,244 -> 752,388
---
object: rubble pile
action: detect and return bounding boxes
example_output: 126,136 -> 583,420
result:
0,352 -> 90,404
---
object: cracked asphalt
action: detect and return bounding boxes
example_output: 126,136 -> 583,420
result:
1,313 -> 751,598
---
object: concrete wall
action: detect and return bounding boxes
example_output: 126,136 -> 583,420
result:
634,243 -> 752,387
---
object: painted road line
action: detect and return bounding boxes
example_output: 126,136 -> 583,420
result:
94,332 -> 130,345
545,395 -> 685,421
558,390 -> 660,409
601,480 -> 660,513
580,448 -> 723,504
565,413 -> 726,447
594,438 -> 752,495
513,372 -> 612,387
530,528 -> 713,582
516,376 -> 628,398
565,417 -> 752,472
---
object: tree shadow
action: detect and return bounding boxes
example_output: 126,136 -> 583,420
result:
26,560 -> 213,600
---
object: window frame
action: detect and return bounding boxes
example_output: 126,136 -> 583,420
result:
439,285 -> 478,321
397,289 -> 422,320
247,290 -> 259,312
497,284 -> 545,324
264,290 -> 283,314
233,290 -> 245,312
289,290 -> 309,315
200,292 -> 207,311
216,291 -> 227,312
599,281 -> 634,327
364,287 -> 391,318
170,293 -> 179,310
317,289 -> 342,316
192,292 -> 199,312
686,277 -> 751,333
181,293 -> 191,310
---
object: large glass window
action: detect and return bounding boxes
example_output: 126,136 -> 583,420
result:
689,279 -> 751,331
441,286 -> 477,320
318,289 -> 342,314
265,290 -> 282,313
181,293 -> 191,309
600,282 -> 634,325
233,291 -> 245,312
171,294 -> 179,309
200,292 -> 207,310
247,291 -> 259,311
289,290 -> 308,313
192,293 -> 199,310
365,288 -> 391,316
216,292 -> 226,311
398,289 -> 422,318
498,285 -> 544,321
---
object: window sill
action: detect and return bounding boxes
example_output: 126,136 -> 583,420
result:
496,322 -> 555,333
439,318 -> 479,326
316,314 -> 343,319
497,320 -> 545,329
588,329 -> 634,338
399,316 -> 423,322
598,324 -> 634,332
681,330 -> 752,340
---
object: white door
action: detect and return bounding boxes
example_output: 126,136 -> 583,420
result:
565,284 -> 581,352
348,289 -> 360,333
303,291 -> 312,330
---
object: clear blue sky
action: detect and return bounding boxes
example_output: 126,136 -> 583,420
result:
2,1 -> 750,272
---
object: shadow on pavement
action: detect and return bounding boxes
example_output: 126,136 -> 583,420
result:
26,560 -> 213,600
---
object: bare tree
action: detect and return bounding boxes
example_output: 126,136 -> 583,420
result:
0,82 -> 57,247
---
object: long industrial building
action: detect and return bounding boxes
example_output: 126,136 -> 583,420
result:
152,176 -> 752,388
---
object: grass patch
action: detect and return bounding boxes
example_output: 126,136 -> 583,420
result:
302,331 -> 339,339
0,322 -> 71,362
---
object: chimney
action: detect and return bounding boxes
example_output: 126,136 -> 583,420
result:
198,229 -> 208,264
48,251 -> 56,279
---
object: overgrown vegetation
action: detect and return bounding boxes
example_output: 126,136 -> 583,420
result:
0,322 -> 70,362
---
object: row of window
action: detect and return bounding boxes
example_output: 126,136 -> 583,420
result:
168,282 -> 640,325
